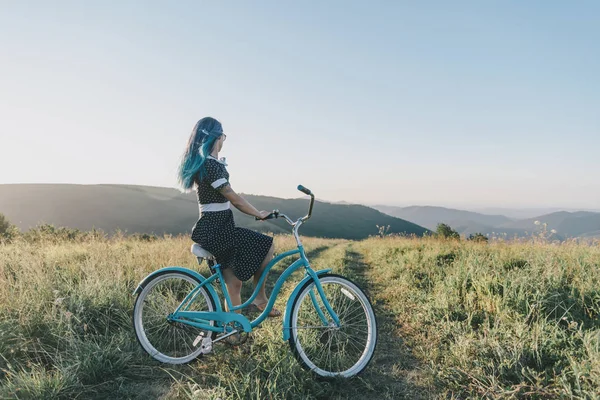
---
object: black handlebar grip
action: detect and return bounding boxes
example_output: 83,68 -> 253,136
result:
297,185 -> 312,195
255,211 -> 278,221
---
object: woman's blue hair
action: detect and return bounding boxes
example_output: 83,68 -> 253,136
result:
178,117 -> 224,191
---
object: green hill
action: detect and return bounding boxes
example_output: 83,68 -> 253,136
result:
0,184 -> 429,240
556,214 -> 600,237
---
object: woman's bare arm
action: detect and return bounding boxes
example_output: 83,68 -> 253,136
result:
220,185 -> 268,219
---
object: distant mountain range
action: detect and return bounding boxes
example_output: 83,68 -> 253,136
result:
0,184 -> 429,240
374,205 -> 600,239
471,207 -> 600,220
375,205 -> 513,231
2,184 -> 597,240
498,211 -> 600,238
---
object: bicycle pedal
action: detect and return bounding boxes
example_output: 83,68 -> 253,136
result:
192,333 -> 204,347
198,336 -> 213,354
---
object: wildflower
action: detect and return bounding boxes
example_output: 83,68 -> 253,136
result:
534,221 -> 541,226
54,297 -> 65,305
551,229 -> 557,234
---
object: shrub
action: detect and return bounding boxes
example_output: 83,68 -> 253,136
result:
130,233 -> 158,242
436,223 -> 460,240
0,213 -> 19,243
436,252 -> 456,267
467,232 -> 488,243
21,224 -> 79,243
20,224 -> 106,243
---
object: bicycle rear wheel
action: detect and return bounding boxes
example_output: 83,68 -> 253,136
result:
133,271 -> 216,364
288,274 -> 377,377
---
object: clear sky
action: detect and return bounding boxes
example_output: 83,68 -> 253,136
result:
1,1 -> 598,208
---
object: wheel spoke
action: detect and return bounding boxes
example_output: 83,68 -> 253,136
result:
293,325 -> 332,329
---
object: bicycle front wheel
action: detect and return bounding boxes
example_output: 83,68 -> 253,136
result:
289,274 -> 377,378
133,271 -> 216,364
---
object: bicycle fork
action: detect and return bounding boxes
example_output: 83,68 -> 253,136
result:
305,270 -> 341,327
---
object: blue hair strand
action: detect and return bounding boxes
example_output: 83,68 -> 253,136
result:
177,117 -> 223,191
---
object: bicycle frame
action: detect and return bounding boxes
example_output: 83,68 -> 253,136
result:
167,243 -> 339,336
133,185 -> 377,377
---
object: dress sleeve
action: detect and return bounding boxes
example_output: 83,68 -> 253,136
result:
204,160 -> 230,191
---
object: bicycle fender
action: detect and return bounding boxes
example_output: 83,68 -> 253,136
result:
282,269 -> 332,341
132,266 -> 222,312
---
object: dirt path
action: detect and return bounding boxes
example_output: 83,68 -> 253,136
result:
336,244 -> 434,399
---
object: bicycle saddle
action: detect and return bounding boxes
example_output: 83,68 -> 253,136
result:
190,243 -> 215,260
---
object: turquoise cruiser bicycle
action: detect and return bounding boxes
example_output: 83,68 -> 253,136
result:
132,186 -> 377,377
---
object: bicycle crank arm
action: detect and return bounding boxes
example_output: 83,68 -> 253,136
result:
213,329 -> 239,343
192,329 -> 239,355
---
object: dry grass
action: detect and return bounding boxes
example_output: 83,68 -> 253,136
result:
1,234 -> 598,398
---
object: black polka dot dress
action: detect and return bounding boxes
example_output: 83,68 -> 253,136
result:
191,157 -> 273,281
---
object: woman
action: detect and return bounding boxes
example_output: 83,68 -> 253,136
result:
178,117 -> 280,317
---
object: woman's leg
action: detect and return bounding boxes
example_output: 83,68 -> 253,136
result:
253,242 -> 275,304
221,267 -> 243,313
252,243 -> 281,317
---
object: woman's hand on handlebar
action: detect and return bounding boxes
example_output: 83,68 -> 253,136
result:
256,210 -> 271,220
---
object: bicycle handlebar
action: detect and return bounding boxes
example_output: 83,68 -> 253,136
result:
297,185 -> 312,196
254,185 -> 315,223
299,185 -> 315,222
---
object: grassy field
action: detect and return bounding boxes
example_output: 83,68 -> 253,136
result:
1,233 -> 599,399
